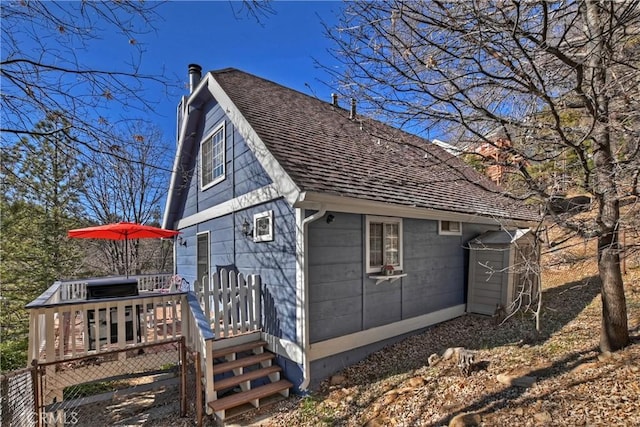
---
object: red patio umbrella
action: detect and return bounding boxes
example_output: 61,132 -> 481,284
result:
67,222 -> 179,277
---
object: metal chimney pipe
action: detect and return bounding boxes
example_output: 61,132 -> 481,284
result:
331,93 -> 338,106
188,64 -> 202,93
350,98 -> 356,120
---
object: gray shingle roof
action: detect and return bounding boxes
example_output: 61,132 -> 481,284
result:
212,68 -> 539,222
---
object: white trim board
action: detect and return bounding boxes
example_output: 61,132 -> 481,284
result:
307,304 -> 466,361
261,333 -> 303,364
176,183 -> 281,229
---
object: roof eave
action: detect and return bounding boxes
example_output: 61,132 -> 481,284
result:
162,77 -> 211,230
295,191 -> 536,228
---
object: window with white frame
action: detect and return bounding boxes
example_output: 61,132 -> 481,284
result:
439,220 -> 462,235
253,210 -> 273,242
200,123 -> 225,189
366,216 -> 402,273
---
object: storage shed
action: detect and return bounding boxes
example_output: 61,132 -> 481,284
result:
467,229 -> 539,316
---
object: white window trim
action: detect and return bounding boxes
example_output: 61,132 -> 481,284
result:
439,220 -> 462,236
253,210 -> 274,242
200,122 -> 226,190
365,215 -> 403,273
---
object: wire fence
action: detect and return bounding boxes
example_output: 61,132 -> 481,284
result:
1,365 -> 38,427
1,337 -> 205,426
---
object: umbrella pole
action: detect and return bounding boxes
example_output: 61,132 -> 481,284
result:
125,235 -> 129,278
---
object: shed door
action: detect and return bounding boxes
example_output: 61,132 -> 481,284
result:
467,247 -> 510,315
196,232 -> 210,286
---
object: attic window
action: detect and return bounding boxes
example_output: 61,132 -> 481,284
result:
439,220 -> 462,236
201,122 -> 225,189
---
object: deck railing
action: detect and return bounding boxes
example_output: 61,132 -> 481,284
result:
195,269 -> 262,339
182,292 -> 215,406
26,290 -> 185,363
55,274 -> 175,302
26,269 -> 262,399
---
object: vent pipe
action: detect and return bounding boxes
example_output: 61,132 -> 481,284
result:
331,93 -> 338,106
350,98 -> 356,120
188,64 -> 202,93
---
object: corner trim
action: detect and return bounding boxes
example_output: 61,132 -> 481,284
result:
261,333 -> 303,364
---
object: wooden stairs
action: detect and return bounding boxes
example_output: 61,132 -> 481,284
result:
208,339 -> 292,420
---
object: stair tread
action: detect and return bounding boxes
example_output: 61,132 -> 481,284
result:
208,380 -> 293,412
212,340 -> 267,359
212,352 -> 275,375
214,365 -> 282,391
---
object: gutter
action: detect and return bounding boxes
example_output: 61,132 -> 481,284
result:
297,204 -> 326,391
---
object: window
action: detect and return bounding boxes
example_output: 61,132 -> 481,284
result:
200,123 -> 225,189
439,220 -> 462,235
366,216 -> 402,273
253,210 -> 273,242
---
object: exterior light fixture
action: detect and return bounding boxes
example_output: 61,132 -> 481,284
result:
241,219 -> 253,238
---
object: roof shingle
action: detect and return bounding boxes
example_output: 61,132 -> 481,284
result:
212,68 -> 539,222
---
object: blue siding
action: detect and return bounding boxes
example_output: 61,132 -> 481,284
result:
177,204 -> 298,343
307,216 -> 503,385
180,99 -> 274,221
308,215 -> 502,343
235,199 -> 298,342
175,101 -> 295,342
308,213 -> 363,342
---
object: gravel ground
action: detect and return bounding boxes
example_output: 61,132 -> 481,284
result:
71,259 -> 640,427
231,264 -> 640,427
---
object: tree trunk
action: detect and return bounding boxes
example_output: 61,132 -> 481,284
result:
585,0 -> 630,352
598,229 -> 629,352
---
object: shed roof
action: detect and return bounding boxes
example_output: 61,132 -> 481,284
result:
469,229 -> 532,247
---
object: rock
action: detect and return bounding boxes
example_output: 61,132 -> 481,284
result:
364,416 -> 391,427
598,351 -> 613,362
381,391 -> 398,405
330,374 -> 346,386
496,373 -> 536,388
449,412 -> 481,427
443,347 -> 464,361
533,411 -> 552,424
514,407 -> 525,416
408,376 -> 425,387
428,353 -> 441,366
325,399 -> 339,408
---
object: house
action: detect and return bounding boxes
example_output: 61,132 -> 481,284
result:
162,65 -> 540,393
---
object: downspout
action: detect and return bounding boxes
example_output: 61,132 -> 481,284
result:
298,205 -> 326,391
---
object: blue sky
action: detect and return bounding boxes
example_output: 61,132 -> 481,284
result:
131,1 -> 343,143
